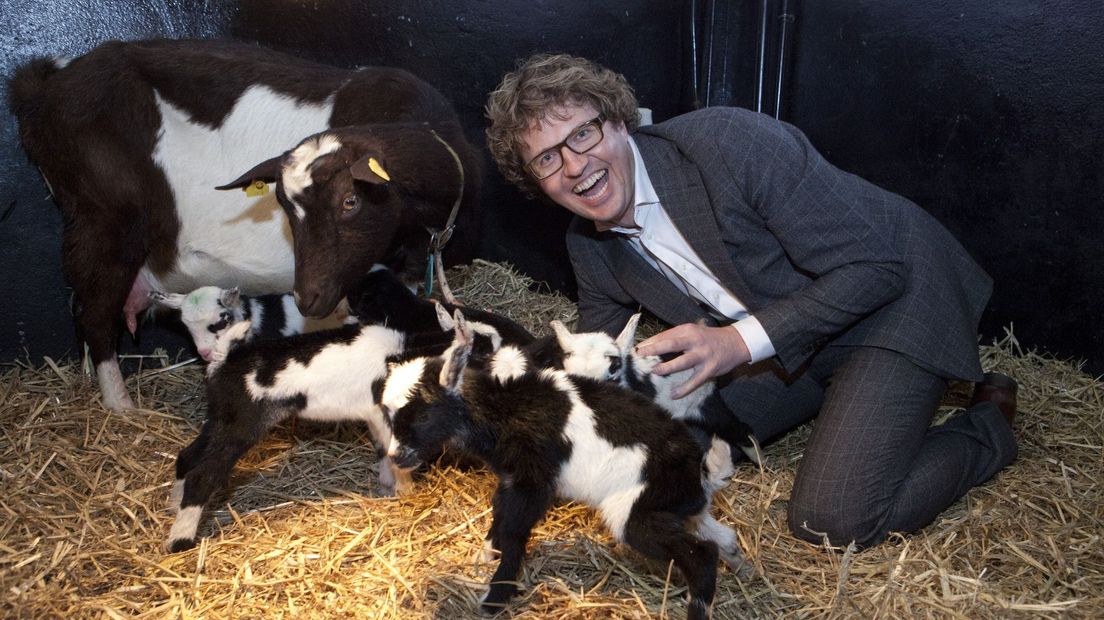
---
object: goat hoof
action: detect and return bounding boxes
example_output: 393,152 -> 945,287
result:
721,551 -> 757,579
165,537 -> 197,554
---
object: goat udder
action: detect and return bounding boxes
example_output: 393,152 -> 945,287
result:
122,271 -> 155,336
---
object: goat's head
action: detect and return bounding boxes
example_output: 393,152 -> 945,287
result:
549,313 -> 641,381
217,124 -> 470,319
150,286 -> 243,361
381,309 -> 474,469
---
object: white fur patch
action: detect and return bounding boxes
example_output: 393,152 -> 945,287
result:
96,359 -> 134,410
242,326 -> 403,429
280,294 -> 306,336
178,285 -> 227,355
150,85 -> 333,293
283,133 -> 343,205
559,332 -> 621,380
167,505 -> 203,546
381,358 -> 428,412
631,353 -> 710,421
489,346 -> 528,382
544,370 -> 648,541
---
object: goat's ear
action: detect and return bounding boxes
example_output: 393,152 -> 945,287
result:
550,320 -> 573,347
615,313 -> 643,354
350,154 -> 391,185
149,290 -> 185,310
439,310 -> 473,394
219,287 -> 241,308
434,302 -> 455,331
215,155 -> 282,191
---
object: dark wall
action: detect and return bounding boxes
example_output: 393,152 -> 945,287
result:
784,1 -> 1104,374
3,1 -> 1102,374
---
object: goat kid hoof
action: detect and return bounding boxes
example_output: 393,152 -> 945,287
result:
165,538 -> 197,554
722,552 -> 757,579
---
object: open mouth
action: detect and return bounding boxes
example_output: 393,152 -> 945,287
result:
573,169 -> 608,200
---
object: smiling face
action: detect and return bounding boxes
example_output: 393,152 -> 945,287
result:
520,103 -> 636,229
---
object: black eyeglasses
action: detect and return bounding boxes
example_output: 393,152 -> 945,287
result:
526,114 -> 607,180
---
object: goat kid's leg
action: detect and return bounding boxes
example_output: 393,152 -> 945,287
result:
623,510 -> 719,620
169,420 -> 215,512
480,483 -> 554,614
165,436 -> 254,553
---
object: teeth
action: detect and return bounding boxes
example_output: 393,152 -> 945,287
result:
573,170 -> 606,194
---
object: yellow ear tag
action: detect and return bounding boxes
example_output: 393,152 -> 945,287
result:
244,179 -> 269,197
368,157 -> 391,182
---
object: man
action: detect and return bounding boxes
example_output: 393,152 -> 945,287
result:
485,53 -> 1018,549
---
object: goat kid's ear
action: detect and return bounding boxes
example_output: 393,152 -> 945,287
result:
150,290 -> 185,310
219,287 -> 241,308
215,155 -> 283,191
616,313 -> 643,354
350,154 -> 391,184
439,310 -> 473,393
435,302 -> 455,331
550,320 -> 573,348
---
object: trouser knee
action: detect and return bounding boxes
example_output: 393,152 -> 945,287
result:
787,495 -> 887,549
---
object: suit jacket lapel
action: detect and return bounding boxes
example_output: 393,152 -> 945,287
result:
605,237 -> 711,326
633,133 -> 754,307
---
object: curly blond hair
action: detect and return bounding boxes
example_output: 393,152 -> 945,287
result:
485,54 -> 640,197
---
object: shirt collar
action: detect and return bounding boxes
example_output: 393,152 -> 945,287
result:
603,136 -> 660,235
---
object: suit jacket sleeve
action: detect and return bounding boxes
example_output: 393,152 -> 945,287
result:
701,110 -> 908,370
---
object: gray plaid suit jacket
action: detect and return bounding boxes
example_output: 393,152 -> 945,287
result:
567,106 -> 992,381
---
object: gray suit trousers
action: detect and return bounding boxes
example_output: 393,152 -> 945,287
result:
721,345 -> 1018,548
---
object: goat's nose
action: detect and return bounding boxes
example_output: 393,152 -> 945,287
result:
198,348 -> 212,361
391,445 -> 421,469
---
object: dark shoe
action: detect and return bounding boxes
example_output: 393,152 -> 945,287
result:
970,372 -> 1018,427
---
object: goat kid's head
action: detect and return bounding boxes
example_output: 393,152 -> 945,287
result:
550,312 -> 641,381
381,309 -> 474,469
217,125 -> 467,320
150,287 -> 242,362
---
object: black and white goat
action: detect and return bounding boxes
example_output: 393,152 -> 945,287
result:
380,312 -> 753,620
164,315 -> 488,553
549,315 -> 763,467
10,38 -> 478,410
149,286 -> 347,362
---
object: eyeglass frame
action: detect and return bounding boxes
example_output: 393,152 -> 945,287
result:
525,114 -> 607,180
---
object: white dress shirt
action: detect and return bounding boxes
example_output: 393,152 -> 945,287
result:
605,137 -> 776,364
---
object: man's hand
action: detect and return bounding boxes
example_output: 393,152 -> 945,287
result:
635,323 -> 751,399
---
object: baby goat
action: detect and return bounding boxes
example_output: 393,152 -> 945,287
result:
380,312 -> 753,620
550,315 -> 763,467
150,286 -> 347,361
165,319 -> 463,553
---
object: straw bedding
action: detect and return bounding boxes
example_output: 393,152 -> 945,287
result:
1,259 -> 1101,618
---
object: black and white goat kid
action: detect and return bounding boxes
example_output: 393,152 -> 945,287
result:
380,311 -> 753,620
550,314 -> 764,467
150,286 -> 346,362
164,317 -> 468,553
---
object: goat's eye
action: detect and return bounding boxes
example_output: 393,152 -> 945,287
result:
208,317 -> 229,333
341,194 -> 361,214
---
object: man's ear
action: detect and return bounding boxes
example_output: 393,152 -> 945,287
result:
615,313 -> 642,354
215,155 -> 283,190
